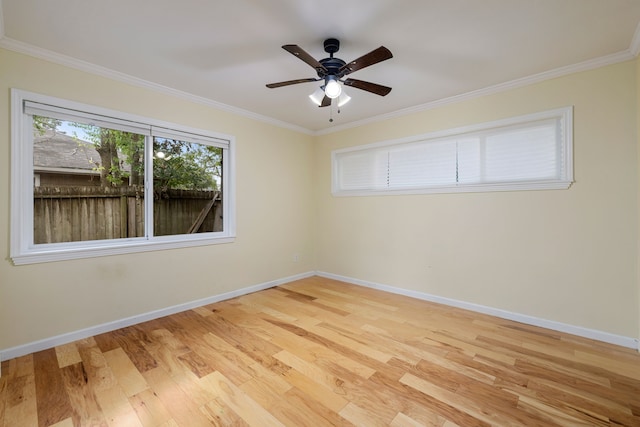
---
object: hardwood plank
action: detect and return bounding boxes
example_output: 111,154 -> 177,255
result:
103,347 -> 149,397
54,342 -> 82,369
129,388 -> 175,427
142,367 -> 213,427
198,332 -> 258,385
48,418 -> 75,427
76,338 -> 142,427
109,326 -> 158,373
33,348 -> 75,427
400,373 -> 529,426
200,395 -> 249,426
140,328 -> 190,378
177,350 -> 215,379
281,368 -> 349,413
274,350 -> 349,396
95,383 -> 144,427
200,371 -> 285,427
390,411 -> 431,427
339,401 -> 391,427
60,362 -> 107,426
2,356 -> 38,427
281,386 -> 355,427
93,331 -> 121,353
0,360 -> 8,424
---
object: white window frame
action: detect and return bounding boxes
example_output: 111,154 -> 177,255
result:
332,107 -> 573,196
10,89 -> 236,265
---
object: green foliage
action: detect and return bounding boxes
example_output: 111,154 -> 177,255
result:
64,122 -> 221,191
153,138 -> 221,191
33,116 -> 61,135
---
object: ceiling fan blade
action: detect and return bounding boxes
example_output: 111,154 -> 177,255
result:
282,45 -> 328,73
266,78 -> 318,88
340,46 -> 392,76
319,95 -> 332,107
343,78 -> 392,96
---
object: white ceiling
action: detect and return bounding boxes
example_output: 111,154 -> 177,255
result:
2,0 -> 640,133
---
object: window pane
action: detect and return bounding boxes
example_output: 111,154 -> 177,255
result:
153,137 -> 223,236
33,116 -> 145,244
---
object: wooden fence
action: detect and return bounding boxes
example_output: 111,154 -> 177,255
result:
33,186 -> 222,244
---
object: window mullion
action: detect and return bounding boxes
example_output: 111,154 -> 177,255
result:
144,135 -> 154,239
455,140 -> 459,184
479,135 -> 486,182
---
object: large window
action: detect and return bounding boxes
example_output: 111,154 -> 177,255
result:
332,107 -> 573,196
11,89 -> 235,265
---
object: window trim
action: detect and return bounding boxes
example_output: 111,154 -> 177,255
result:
11,88 -> 236,265
332,107 -> 573,197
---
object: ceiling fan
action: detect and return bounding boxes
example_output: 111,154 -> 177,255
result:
266,38 -> 393,108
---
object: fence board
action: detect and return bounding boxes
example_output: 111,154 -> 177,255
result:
33,187 -> 221,244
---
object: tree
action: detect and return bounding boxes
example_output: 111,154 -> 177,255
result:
33,116 -> 60,135
63,123 -> 140,187
65,122 -> 221,190
153,138 -> 221,193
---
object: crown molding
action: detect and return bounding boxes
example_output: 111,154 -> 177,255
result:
0,37 -> 313,135
630,21 -> 640,57
315,49 -> 636,136
0,0 -> 5,39
0,35 -> 635,138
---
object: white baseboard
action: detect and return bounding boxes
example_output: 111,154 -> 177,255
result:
316,271 -> 640,351
0,271 -> 315,362
2,269 -> 637,367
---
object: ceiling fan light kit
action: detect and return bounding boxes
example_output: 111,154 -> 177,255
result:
267,38 -> 393,119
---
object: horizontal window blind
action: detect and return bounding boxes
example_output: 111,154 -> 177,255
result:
152,126 -> 229,149
332,107 -> 572,196
24,101 -> 151,136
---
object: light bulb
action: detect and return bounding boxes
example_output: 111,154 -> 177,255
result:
324,78 -> 342,99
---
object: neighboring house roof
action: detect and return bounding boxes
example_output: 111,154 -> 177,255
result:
33,130 -> 130,175
33,130 -> 99,174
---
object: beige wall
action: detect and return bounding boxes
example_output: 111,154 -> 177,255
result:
0,49 -> 315,350
637,55 -> 640,342
315,60 -> 639,339
1,47 -> 639,353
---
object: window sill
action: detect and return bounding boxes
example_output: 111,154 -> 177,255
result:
11,235 -> 236,265
332,180 -> 573,197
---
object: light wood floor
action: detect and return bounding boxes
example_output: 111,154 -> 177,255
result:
1,276 -> 639,426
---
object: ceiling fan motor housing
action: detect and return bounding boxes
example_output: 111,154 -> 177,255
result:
323,38 -> 340,55
318,57 -> 346,79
